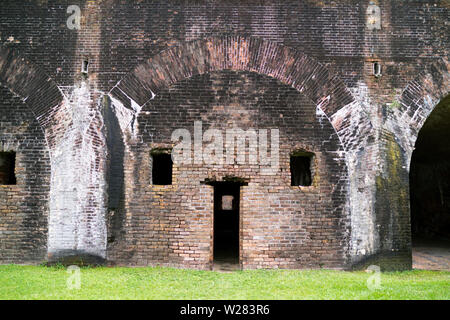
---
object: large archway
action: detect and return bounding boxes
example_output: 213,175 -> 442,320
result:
108,68 -> 351,269
106,37 -> 366,269
410,94 -> 450,270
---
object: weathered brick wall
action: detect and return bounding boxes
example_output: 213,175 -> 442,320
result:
2,1 -> 447,90
0,85 -> 50,263
0,0 -> 447,269
108,71 -> 349,269
46,84 -> 108,264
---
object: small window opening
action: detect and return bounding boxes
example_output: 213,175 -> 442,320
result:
0,151 -> 17,185
151,153 -> 172,185
290,152 -> 313,186
82,60 -> 89,74
373,62 -> 382,77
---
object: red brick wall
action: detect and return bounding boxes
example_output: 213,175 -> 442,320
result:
108,71 -> 349,269
0,0 -> 447,269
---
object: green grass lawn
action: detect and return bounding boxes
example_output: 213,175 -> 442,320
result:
0,265 -> 448,300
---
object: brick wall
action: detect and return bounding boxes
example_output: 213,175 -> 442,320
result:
0,0 -> 448,269
108,71 -> 349,269
0,85 -> 50,263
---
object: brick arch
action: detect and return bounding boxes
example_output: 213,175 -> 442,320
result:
109,36 -> 361,151
0,49 -> 55,264
398,58 -> 450,156
406,59 -> 450,257
0,45 -> 64,148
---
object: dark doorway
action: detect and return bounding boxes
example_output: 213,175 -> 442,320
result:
213,182 -> 240,267
290,152 -> 313,186
410,95 -> 450,270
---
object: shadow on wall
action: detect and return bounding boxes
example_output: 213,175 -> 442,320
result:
102,96 -> 126,246
410,95 -> 450,242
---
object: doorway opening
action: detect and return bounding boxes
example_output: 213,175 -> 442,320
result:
213,182 -> 241,269
410,95 -> 450,270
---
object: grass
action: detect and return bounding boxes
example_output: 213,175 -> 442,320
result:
0,265 -> 449,300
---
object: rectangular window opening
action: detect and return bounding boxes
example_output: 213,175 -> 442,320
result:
0,151 -> 17,185
151,152 -> 173,185
82,60 -> 89,74
290,153 -> 313,186
373,62 -> 382,77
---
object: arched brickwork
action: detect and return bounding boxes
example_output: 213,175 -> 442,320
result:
108,70 -> 351,269
0,49 -> 54,263
399,58 -> 450,154
369,58 -> 450,270
0,45 -> 64,148
109,36 -> 363,151
405,60 -> 450,267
